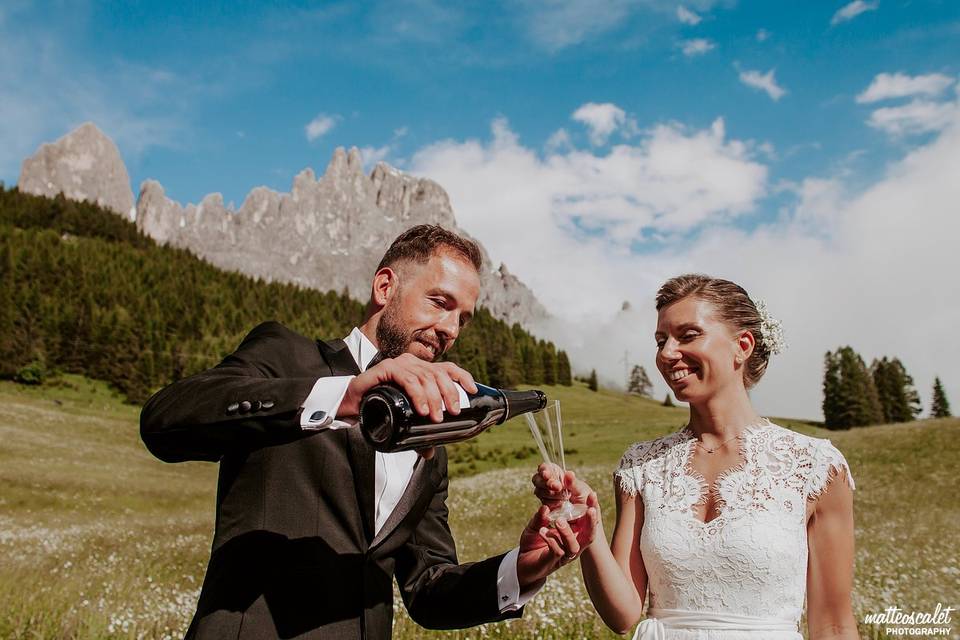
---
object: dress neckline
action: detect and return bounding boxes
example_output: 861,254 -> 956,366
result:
678,417 -> 773,445
677,418 -> 773,527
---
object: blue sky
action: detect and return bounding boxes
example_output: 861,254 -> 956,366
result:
3,1 -> 959,419
3,1 -> 956,205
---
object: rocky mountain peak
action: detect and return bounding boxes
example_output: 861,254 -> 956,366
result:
18,125 -> 549,328
18,122 -> 135,219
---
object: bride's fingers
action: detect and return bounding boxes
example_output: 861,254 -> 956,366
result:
533,486 -> 565,504
531,472 -> 557,492
537,463 -> 564,492
532,475 -> 568,504
583,491 -> 601,512
582,507 -> 600,544
564,472 -> 594,501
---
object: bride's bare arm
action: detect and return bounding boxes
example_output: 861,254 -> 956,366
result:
806,468 -> 859,640
579,477 -> 648,634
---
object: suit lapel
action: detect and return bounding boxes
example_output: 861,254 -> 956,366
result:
316,338 -> 361,377
370,454 -> 438,549
345,427 -> 376,544
317,338 -> 376,544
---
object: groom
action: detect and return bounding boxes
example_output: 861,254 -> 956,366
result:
140,225 -> 593,639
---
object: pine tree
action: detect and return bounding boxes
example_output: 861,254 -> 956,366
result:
0,242 -> 21,377
894,358 -> 923,420
627,364 -> 653,397
823,346 -> 884,429
541,342 -> 557,385
663,393 -> 675,407
931,377 -> 952,418
556,351 -> 573,386
822,351 -> 841,428
588,369 -> 598,392
871,357 -> 922,423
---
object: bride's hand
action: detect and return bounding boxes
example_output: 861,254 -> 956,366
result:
532,463 -> 597,512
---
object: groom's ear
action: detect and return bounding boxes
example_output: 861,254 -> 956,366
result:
371,266 -> 400,308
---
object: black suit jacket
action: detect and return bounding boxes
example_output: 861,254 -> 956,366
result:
140,321 -> 523,639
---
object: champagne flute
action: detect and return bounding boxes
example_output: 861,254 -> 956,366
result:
525,400 -> 587,525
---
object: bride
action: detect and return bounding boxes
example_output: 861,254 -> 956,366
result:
534,274 -> 859,639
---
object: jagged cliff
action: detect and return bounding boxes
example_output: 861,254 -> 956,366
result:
18,123 -> 135,219
18,123 -> 547,327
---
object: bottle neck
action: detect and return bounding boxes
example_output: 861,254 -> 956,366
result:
497,387 -> 548,421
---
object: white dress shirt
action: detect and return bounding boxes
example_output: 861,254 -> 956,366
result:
299,327 -> 539,613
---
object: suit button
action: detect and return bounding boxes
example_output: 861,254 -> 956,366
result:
226,402 -> 240,415
252,400 -> 262,411
262,400 -> 275,410
239,400 -> 252,413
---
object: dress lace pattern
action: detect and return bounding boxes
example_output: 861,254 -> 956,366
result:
615,420 -> 855,639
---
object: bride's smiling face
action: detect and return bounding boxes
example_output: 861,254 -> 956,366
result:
655,296 -> 748,403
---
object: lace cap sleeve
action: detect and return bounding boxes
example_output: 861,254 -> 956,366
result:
615,441 -> 655,497
806,439 -> 856,501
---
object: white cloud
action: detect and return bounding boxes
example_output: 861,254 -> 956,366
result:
676,6 -> 702,25
545,128 -> 574,154
305,114 -> 338,142
866,98 -> 958,136
519,0 -> 721,51
407,100 -> 960,420
830,0 -> 878,26
756,28 -> 770,42
680,38 -> 715,57
357,126 -> 412,167
409,115 -> 767,315
571,102 -> 630,146
738,68 -> 787,101
521,0 -> 634,51
856,72 -> 955,104
359,145 -> 393,166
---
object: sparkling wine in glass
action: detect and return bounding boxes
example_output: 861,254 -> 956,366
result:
525,400 -> 587,525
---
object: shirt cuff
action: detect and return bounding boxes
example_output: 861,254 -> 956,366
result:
496,547 -> 541,613
300,376 -> 356,431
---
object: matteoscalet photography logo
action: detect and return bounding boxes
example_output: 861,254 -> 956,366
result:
863,604 -> 955,637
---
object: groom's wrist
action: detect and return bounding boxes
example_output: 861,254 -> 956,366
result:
502,547 -> 544,612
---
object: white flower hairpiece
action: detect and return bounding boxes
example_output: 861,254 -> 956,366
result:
753,298 -> 786,355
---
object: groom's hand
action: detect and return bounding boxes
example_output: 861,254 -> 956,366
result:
516,504 -> 599,590
338,354 -> 478,459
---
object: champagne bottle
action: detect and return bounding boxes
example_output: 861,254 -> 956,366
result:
359,383 -> 547,453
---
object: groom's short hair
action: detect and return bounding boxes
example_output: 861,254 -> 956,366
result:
377,225 -> 483,273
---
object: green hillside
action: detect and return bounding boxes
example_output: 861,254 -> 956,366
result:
1,375 -> 956,639
0,186 -> 570,404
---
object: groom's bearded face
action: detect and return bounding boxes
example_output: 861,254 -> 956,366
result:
376,252 -> 480,361
377,295 -> 446,361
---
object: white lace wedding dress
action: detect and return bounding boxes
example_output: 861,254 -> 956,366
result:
615,419 -> 855,639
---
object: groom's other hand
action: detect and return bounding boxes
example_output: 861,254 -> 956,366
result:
516,504 -> 599,590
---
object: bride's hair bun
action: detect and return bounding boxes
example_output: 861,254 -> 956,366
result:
655,274 -> 785,389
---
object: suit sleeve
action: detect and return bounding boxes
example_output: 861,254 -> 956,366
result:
394,451 -> 524,629
139,321 -> 322,463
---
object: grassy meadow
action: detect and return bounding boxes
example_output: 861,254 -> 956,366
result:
1,375 -> 957,639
